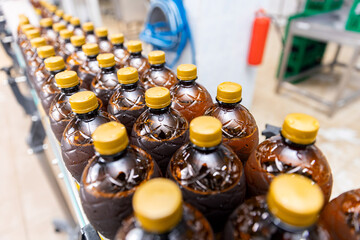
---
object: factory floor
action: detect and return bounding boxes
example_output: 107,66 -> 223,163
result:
1,25 -> 359,240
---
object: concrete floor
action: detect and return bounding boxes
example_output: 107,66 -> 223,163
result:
1,25 -> 360,239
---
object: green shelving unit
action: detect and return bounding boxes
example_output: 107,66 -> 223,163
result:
346,0 -> 360,32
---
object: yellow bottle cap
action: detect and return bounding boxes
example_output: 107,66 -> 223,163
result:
110,33 -> 124,44
63,14 -> 72,22
117,67 -> 139,85
21,24 -> 34,32
19,16 -> 29,26
216,82 -> 242,103
177,64 -> 197,81
70,17 -> 80,26
70,35 -> 85,47
281,113 -> 319,145
25,29 -> 41,40
44,56 -> 66,71
133,178 -> 183,234
148,50 -> 165,65
30,37 -> 46,48
69,91 -> 99,114
267,174 -> 324,227
82,43 -> 99,56
48,4 -> 57,13
37,45 -> 55,59
92,121 -> 129,155
95,27 -> 108,37
39,0 -> 46,7
55,70 -> 80,89
60,29 -> 73,39
190,116 -> 222,148
145,87 -> 171,109
55,9 -> 64,17
53,22 -> 66,32
97,53 -> 116,68
82,22 -> 94,32
127,40 -> 142,53
40,18 -> 53,28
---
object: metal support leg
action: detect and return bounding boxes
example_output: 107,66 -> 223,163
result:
329,47 -> 360,116
330,44 -> 341,72
276,23 -> 294,93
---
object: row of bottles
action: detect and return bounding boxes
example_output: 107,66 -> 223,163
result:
20,4 -> 354,239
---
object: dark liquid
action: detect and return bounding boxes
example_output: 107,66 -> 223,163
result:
319,189 -> 360,240
58,39 -> 75,62
113,44 -> 129,68
171,80 -> 212,123
85,31 -> 97,44
130,106 -> 189,175
98,37 -> 112,53
67,47 -> 87,72
42,27 -> 57,49
245,135 -> 333,202
224,196 -> 328,240
77,55 -> 100,90
107,82 -> 146,135
91,66 -> 119,109
168,142 -> 246,232
60,108 -> 117,182
125,52 -> 150,77
205,101 -> 259,163
39,69 -> 63,114
73,26 -> 84,36
115,203 -> 214,240
27,54 -> 42,86
33,61 -> 50,94
80,146 -> 161,239
141,63 -> 177,90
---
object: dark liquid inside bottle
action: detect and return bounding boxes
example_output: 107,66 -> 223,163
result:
169,142 -> 246,232
67,46 -> 86,72
77,54 -> 100,91
73,25 -> 84,36
113,43 -> 129,68
39,68 -> 64,114
27,53 -> 42,86
85,31 -> 97,44
33,59 -> 50,94
130,106 -> 189,175
42,26 -> 57,48
58,38 -> 75,62
108,82 -> 146,135
125,52 -> 150,77
116,203 -> 214,240
319,189 -> 360,240
141,63 -> 177,90
245,134 -> 333,202
171,79 -> 212,123
61,108 -> 117,182
205,100 -> 259,163
98,36 -> 112,53
80,146 -> 161,239
91,65 -> 119,109
224,196 -> 328,240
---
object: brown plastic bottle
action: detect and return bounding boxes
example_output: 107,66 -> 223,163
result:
58,29 -> 75,61
78,43 -> 101,90
115,178 -> 214,240
17,24 -> 34,46
224,174 -> 328,240
110,33 -> 129,68
319,189 -> 360,240
70,17 -> 84,36
168,116 -> 246,232
61,14 -> 72,28
205,82 -> 259,163
47,4 -> 57,19
17,16 -> 30,44
67,35 -> 86,72
95,27 -> 112,53
39,56 -> 66,114
27,37 -> 47,83
25,36 -> 46,63
33,45 -> 56,93
49,71 -> 81,142
108,67 -> 146,135
171,64 -> 212,123
80,121 -> 161,239
61,91 -> 117,182
52,22 -> 67,53
125,40 -> 150,77
82,22 -> 97,44
53,9 -> 64,23
245,113 -> 333,202
91,53 -> 119,109
140,50 -> 177,90
131,87 -> 189,175
39,18 -> 57,46
22,29 -> 41,60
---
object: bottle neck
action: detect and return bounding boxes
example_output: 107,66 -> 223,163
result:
61,84 -> 80,95
49,68 -> 66,75
179,79 -> 196,86
85,30 -> 94,35
98,148 -> 127,163
113,43 -> 124,49
130,51 -> 142,57
101,65 -> 116,74
74,25 -> 81,29
45,26 -> 52,30
87,54 -> 98,61
150,63 -> 165,70
216,98 -> 241,108
191,142 -> 220,153
121,82 -> 138,90
269,212 -> 313,233
280,133 -> 314,149
99,36 -> 108,41
76,107 -> 99,121
149,105 -> 171,114
74,45 -> 82,51
64,38 -> 71,44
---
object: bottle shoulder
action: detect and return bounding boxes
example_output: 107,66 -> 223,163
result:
109,85 -> 146,109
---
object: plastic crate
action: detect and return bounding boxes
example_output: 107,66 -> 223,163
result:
305,0 -> 343,14
346,0 -> 360,32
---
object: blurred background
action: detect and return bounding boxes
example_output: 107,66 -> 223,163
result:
0,0 -> 359,239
